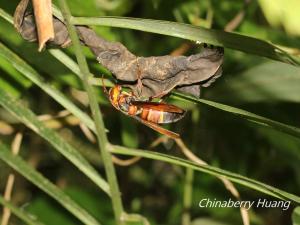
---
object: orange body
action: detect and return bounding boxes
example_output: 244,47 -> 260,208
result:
107,85 -> 186,139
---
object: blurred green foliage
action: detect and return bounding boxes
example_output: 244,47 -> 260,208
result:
292,207 -> 300,225
258,0 -> 300,37
0,0 -> 300,225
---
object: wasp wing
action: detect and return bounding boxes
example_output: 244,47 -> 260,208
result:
131,101 -> 185,114
133,116 -> 180,139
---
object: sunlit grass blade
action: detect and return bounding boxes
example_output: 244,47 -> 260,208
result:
122,213 -> 151,225
0,88 -> 110,195
0,42 -> 96,133
172,91 -> 300,139
110,144 -> 300,204
0,141 -> 101,225
71,16 -> 300,66
0,8 -> 12,23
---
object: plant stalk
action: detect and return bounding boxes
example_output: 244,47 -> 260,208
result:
182,168 -> 194,225
57,0 -> 124,223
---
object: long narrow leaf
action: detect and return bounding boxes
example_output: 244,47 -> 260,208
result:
0,88 -> 110,195
0,142 -> 101,225
110,145 -> 300,204
0,10 -> 111,134
71,16 -> 300,66
49,47 -> 300,141
0,42 -> 96,133
2,7 -> 300,141
48,49 -> 115,88
172,91 -> 300,139
58,0 -> 125,221
47,48 -> 300,141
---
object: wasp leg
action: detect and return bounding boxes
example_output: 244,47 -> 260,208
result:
136,58 -> 143,96
101,74 -> 109,96
148,91 -> 171,102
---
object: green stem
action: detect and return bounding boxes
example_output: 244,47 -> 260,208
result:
109,144 -> 300,203
57,0 -> 124,223
182,168 -> 194,225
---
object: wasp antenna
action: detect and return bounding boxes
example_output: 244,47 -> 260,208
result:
101,74 -> 109,96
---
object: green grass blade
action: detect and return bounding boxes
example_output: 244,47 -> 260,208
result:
58,0 -> 124,222
0,88 -> 110,195
0,194 -> 44,225
172,91 -> 300,139
0,8 -> 12,23
110,145 -> 300,204
71,16 -> 300,66
0,42 -> 96,133
0,142 -> 101,225
48,41 -> 300,141
48,49 -> 114,87
3,7 -> 299,140
44,42 -> 300,141
0,9 -> 109,132
293,207 -> 300,225
48,49 -> 82,78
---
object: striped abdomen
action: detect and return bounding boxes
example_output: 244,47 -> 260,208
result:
139,108 -> 184,124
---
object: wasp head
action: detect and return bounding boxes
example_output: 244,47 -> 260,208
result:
109,85 -> 122,105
